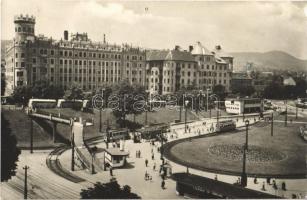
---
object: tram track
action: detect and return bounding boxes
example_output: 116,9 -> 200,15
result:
46,145 -> 86,183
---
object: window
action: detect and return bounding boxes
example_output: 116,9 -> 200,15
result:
51,50 -> 54,56
50,59 -> 54,65
33,68 -> 36,73
17,71 -> 23,76
32,58 -> 36,64
51,68 -> 54,73
21,62 -> 25,68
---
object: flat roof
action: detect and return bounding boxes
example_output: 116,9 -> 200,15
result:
105,148 -> 129,156
172,173 -> 280,199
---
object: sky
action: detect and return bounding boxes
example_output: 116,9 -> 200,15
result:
1,0 -> 307,59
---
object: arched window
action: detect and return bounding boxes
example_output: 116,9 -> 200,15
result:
18,27 -> 21,32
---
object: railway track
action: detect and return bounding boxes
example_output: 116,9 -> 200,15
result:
46,145 -> 85,183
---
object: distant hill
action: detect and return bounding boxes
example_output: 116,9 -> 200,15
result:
231,51 -> 307,72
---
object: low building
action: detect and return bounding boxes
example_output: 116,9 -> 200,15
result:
225,98 -> 262,114
104,148 -> 129,168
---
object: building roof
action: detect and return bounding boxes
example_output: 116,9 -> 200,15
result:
172,173 -> 280,199
146,50 -> 195,62
105,148 -> 129,156
212,45 -> 233,58
190,41 -> 213,56
283,76 -> 296,86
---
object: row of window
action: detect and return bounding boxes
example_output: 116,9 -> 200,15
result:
15,26 -> 34,33
32,48 -> 144,60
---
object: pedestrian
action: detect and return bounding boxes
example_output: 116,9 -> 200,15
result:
261,181 -> 266,191
139,150 -> 141,158
266,177 -> 271,185
153,162 -> 156,171
145,159 -> 148,167
161,180 -> 165,189
282,182 -> 286,191
109,166 -> 113,176
214,174 -> 218,181
152,154 -> 154,160
273,180 -> 277,190
254,176 -> 258,184
145,171 -> 148,180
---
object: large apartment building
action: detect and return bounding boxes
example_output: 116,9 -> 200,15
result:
4,14 -> 146,95
146,42 -> 233,95
4,14 -> 233,96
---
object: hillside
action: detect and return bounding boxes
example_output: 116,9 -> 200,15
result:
231,51 -> 307,72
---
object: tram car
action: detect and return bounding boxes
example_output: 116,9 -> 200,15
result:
105,129 -> 130,142
216,120 -> 236,133
299,125 -> 307,141
28,99 -> 57,110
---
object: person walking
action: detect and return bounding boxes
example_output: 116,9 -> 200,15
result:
153,162 -> 156,171
152,153 -> 154,160
145,159 -> 148,167
109,166 -> 113,176
161,180 -> 165,189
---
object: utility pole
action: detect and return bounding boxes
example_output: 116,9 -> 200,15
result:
284,100 -> 287,127
296,106 -> 298,119
216,98 -> 220,130
271,112 -> 274,136
99,89 -> 104,133
30,118 -> 33,153
71,132 -> 75,171
23,165 -> 29,199
179,105 -> 182,122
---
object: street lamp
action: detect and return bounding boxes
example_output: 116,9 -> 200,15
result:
245,120 -> 249,151
271,112 -> 274,136
184,99 -> 189,133
99,89 -> 105,133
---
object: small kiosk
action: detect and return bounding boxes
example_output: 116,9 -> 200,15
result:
104,148 -> 129,168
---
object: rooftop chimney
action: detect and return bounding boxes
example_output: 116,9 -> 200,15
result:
174,45 -> 180,51
189,45 -> 193,52
64,30 -> 68,40
215,45 -> 221,50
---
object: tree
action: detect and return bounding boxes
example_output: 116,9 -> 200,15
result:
11,85 -> 32,106
212,84 -> 226,101
80,180 -> 141,199
64,84 -> 84,101
31,80 -> 64,100
1,113 -> 21,182
111,80 -> 145,124
232,85 -> 255,97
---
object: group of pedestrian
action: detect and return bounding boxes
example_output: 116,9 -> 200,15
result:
136,150 -> 141,158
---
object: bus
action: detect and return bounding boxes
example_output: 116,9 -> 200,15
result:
28,99 -> 57,110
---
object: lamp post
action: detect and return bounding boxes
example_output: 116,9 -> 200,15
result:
23,165 -> 29,199
99,89 -> 105,133
245,120 -> 249,151
271,112 -> 274,136
184,99 -> 189,133
296,106 -> 298,119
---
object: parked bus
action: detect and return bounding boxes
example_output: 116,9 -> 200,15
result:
28,99 -> 57,110
57,99 -> 83,109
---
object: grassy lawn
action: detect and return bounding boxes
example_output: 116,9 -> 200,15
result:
166,122 -> 307,178
2,110 -> 55,148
